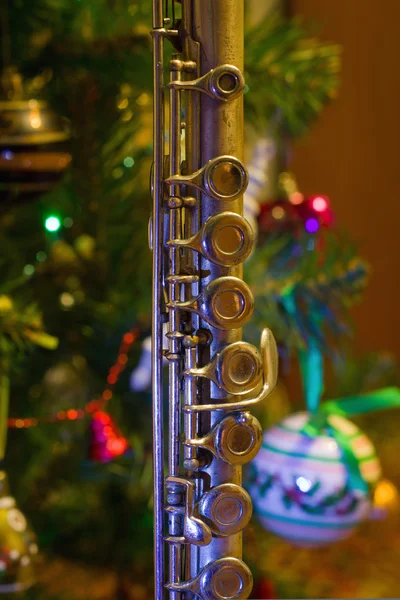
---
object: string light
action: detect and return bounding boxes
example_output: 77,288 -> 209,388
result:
305,218 -> 319,234
311,196 -> 328,213
23,264 -> 35,276
123,156 -> 135,168
8,327 -> 140,429
44,216 -> 61,232
271,206 -> 285,220
289,192 -> 304,205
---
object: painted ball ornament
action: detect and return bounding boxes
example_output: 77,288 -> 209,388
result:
249,411 -> 381,547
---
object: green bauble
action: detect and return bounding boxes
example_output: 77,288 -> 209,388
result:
0,68 -> 71,207
0,471 -> 37,596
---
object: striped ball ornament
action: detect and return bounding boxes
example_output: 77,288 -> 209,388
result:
0,98 -> 71,206
249,412 -> 381,547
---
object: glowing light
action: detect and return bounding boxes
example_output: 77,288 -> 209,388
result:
36,251 -> 47,262
305,218 -> 319,234
60,292 -> 75,308
136,93 -> 149,106
289,192 -> 304,205
29,110 -> 42,129
374,479 -> 398,508
296,476 -> 313,493
45,216 -> 61,232
122,110 -> 132,122
123,156 -> 135,168
8,328 -> 140,429
312,196 -> 328,213
271,206 -> 285,220
67,409 -> 79,420
118,353 -> 128,365
118,98 -> 129,110
23,264 -> 35,276
1,150 -> 13,160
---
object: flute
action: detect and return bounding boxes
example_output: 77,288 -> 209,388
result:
150,2 -> 278,598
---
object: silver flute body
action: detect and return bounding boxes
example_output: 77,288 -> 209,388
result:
151,1 -> 278,598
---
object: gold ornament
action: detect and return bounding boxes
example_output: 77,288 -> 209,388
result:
0,67 -> 71,207
0,472 -> 37,595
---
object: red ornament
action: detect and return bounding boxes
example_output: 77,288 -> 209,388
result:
89,411 -> 130,463
251,576 -> 276,599
258,193 -> 334,234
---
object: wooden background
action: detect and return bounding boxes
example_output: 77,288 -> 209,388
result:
289,0 -> 400,361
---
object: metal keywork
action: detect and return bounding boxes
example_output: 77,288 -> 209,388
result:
185,412 -> 263,466
166,557 -> 253,600
168,212 -> 254,267
165,477 -> 212,547
169,64 -> 245,101
166,155 -> 248,201
184,328 -> 278,413
168,276 -> 254,331
184,341 -> 263,395
151,0 -> 278,597
198,483 -> 252,537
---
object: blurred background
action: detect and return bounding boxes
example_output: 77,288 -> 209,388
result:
0,0 -> 399,599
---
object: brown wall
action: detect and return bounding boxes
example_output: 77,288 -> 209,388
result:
290,0 -> 400,360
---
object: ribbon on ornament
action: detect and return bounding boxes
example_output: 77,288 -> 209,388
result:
299,342 -> 400,493
281,288 -> 400,493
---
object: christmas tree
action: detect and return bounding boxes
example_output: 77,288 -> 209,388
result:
0,1 -> 398,598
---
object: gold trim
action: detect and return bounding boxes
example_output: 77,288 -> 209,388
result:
0,152 -> 72,172
0,132 -> 70,145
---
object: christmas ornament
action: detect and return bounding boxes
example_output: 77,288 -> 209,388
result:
0,471 -> 37,595
0,67 -> 71,206
0,373 -> 37,593
249,338 -> 400,547
89,411 -> 130,463
249,411 -> 381,547
258,172 -> 334,234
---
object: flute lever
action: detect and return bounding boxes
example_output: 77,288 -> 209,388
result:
166,557 -> 253,600
166,155 -> 248,202
168,212 -> 254,267
184,328 -> 278,413
168,64 -> 245,102
185,411 -> 263,466
165,477 -> 212,546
